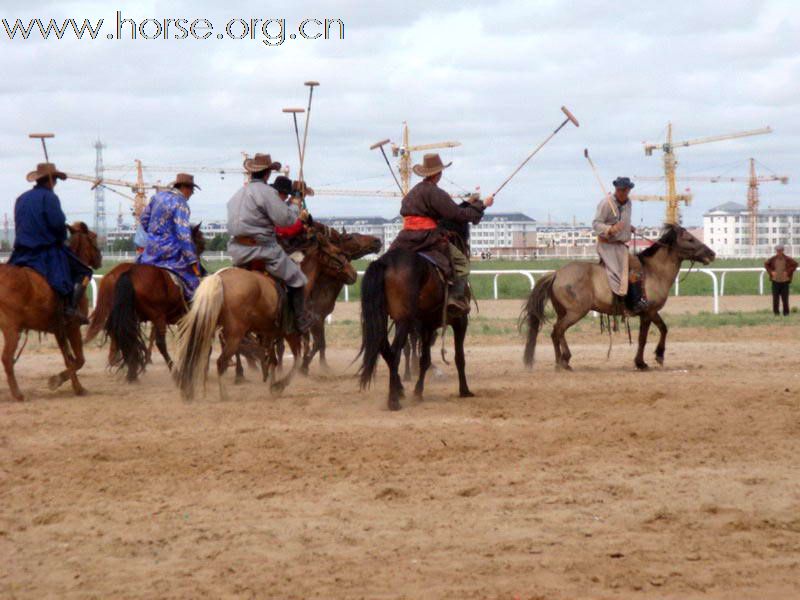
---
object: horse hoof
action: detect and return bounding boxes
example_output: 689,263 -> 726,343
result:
460,389 -> 475,398
74,387 -> 88,397
388,400 -> 402,411
271,382 -> 286,395
636,362 -> 650,371
655,356 -> 665,366
47,376 -> 62,391
12,394 -> 25,402
234,375 -> 246,385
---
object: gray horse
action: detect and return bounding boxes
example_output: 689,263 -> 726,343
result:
523,224 -> 715,371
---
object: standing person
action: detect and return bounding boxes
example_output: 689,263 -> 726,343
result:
136,173 -> 202,300
592,176 -> 648,314
765,244 -> 797,316
226,153 -> 311,333
9,162 -> 93,324
389,153 -> 493,315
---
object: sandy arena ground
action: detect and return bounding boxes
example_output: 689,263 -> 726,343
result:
2,299 -> 800,599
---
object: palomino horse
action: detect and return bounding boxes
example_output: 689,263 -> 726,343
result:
359,249 -> 472,411
85,224 -> 205,381
0,222 -> 102,401
522,224 -> 715,371
173,233 -> 356,401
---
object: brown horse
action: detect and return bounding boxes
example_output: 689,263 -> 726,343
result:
359,249 -> 472,410
299,224 -> 381,372
173,233 -> 356,401
85,224 -> 205,381
0,222 -> 102,401
522,224 -> 715,371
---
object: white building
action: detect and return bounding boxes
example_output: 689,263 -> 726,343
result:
704,202 -> 800,257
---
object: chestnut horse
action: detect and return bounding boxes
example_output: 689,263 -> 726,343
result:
522,224 -> 715,371
358,249 -> 472,410
173,233 -> 356,401
85,224 -> 205,381
0,222 -> 102,401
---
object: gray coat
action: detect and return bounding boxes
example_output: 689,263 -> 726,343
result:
592,195 -> 632,295
226,180 -> 307,288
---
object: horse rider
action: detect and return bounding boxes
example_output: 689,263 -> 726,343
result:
9,162 -> 94,324
592,176 -> 648,314
137,173 -> 202,300
389,153 -> 494,315
226,153 -> 312,333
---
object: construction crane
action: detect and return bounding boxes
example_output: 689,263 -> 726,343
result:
66,159 -> 166,221
642,123 -> 772,224
390,121 -> 461,196
636,158 -> 788,247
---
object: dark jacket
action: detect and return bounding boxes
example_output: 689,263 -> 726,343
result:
9,184 -> 90,296
389,181 -> 484,275
765,253 -> 798,283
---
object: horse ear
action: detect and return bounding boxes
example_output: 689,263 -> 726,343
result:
66,224 -> 76,235
79,222 -> 89,233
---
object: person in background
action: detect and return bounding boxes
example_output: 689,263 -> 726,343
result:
764,244 -> 797,316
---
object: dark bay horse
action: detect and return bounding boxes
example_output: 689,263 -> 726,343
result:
174,232 -> 355,401
85,225 -> 205,381
0,222 -> 102,401
359,249 -> 472,411
299,224 -> 380,373
522,224 -> 715,371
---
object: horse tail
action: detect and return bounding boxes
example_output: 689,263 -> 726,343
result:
358,258 -> 388,389
106,270 -> 147,381
173,272 -> 225,401
85,275 -> 114,343
522,272 -> 556,368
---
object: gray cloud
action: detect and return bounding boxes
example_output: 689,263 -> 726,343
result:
0,0 -> 797,230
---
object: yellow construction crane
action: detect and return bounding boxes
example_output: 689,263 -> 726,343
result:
66,159 -> 166,220
391,121 -> 461,195
636,157 -> 788,246
642,123 -> 772,224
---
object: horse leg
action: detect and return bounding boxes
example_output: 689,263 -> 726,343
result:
451,316 -> 473,397
49,329 -> 80,392
216,329 -> 243,402
66,324 -> 87,396
635,315 -> 652,370
317,322 -> 329,371
300,330 -> 314,376
551,311 -> 582,371
153,320 -> 172,370
146,325 -> 156,365
402,338 -> 412,382
386,320 -> 410,410
234,353 -> 246,384
272,333 -> 302,395
2,326 -> 24,401
651,312 -> 668,366
413,326 -> 433,399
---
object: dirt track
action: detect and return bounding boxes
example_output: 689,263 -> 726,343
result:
2,305 -> 800,599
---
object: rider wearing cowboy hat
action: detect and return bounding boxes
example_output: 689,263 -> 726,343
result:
389,153 -> 494,315
226,153 -> 312,333
137,172 -> 203,300
9,163 -> 94,324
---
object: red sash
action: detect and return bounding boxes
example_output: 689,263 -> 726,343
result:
403,216 -> 437,230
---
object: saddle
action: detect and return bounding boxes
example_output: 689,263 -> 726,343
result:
237,261 -> 295,334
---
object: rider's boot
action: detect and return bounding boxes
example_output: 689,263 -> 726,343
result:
288,285 -> 313,334
625,280 -> 649,315
447,277 -> 471,316
64,281 -> 89,325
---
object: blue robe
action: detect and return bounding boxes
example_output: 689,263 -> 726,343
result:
136,190 -> 199,299
9,184 -> 92,297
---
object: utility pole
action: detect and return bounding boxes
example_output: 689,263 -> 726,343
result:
93,139 -> 107,241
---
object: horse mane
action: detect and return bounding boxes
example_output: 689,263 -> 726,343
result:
638,224 -> 680,260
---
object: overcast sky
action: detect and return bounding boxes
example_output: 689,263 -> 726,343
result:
1,0 -> 797,230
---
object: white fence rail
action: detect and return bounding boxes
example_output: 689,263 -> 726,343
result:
89,267 -> 770,315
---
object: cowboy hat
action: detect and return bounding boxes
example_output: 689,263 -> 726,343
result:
170,172 -> 201,190
412,153 -> 452,178
26,162 -> 66,183
612,176 -> 635,190
243,153 -> 281,173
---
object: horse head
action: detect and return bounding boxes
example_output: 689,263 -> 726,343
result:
310,233 -> 357,284
336,231 -> 382,260
654,224 -> 715,265
191,223 -> 206,255
67,221 -> 103,269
